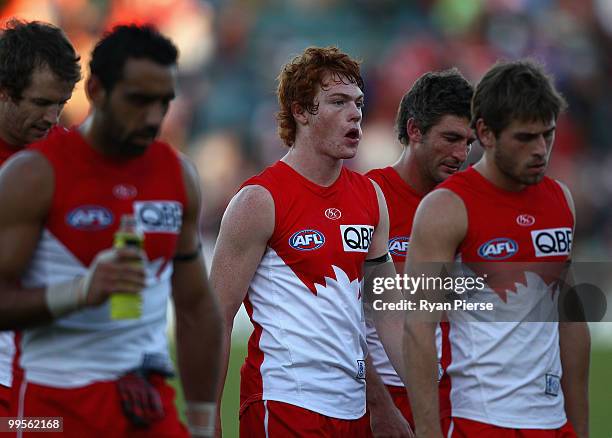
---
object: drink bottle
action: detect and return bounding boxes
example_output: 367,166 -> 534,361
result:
110,214 -> 144,320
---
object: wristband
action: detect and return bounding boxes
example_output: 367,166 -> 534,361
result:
44,277 -> 86,318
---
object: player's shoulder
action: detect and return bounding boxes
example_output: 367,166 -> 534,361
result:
222,184 -> 275,241
147,139 -> 182,162
0,149 -> 54,192
417,187 -> 466,224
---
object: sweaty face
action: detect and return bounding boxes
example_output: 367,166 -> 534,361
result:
415,115 -> 474,184
493,118 -> 556,187
305,72 -> 363,160
100,58 -> 176,157
0,65 -> 73,146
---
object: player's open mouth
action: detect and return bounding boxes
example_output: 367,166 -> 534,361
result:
441,163 -> 460,173
345,128 -> 360,140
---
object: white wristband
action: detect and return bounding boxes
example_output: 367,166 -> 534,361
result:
44,277 -> 86,318
186,402 -> 216,437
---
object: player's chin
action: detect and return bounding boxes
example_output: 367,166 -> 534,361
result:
337,141 -> 359,159
123,142 -> 149,157
518,171 -> 544,186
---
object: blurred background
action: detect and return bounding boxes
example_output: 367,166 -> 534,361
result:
2,0 -> 611,435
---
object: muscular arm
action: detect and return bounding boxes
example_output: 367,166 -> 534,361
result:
172,157 -> 223,427
403,189 -> 467,438
364,182 -> 413,437
209,185 -> 274,434
556,181 -> 590,437
0,151 -> 54,328
363,181 -> 406,381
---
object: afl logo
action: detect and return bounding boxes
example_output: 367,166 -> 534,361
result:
325,208 -> 342,220
516,214 -> 535,227
66,205 -> 114,230
289,229 -> 325,251
113,184 -> 138,200
388,236 -> 410,257
478,238 -> 519,260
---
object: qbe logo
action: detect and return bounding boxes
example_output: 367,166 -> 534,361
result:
289,229 -> 325,251
477,238 -> 518,260
340,225 -> 374,253
66,205 -> 114,230
388,236 -> 409,257
134,201 -> 182,234
531,227 -> 572,257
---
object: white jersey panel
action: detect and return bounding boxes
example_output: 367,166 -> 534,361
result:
20,229 -> 172,388
249,247 -> 367,419
365,318 -> 442,387
447,271 -> 566,428
0,332 -> 14,387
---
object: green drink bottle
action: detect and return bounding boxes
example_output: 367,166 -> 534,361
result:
110,214 -> 144,320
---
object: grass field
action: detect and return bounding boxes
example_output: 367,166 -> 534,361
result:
171,344 -> 612,437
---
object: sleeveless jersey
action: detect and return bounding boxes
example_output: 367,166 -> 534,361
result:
365,166 -> 422,387
21,128 -> 186,388
240,161 -> 380,419
437,166 -> 574,428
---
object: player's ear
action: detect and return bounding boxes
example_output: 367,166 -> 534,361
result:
292,102 -> 308,126
0,88 -> 11,102
406,118 -> 422,144
85,75 -> 106,107
475,118 -> 494,149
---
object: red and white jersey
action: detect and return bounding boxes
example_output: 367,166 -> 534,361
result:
0,136 -> 24,388
438,166 -> 574,428
0,334 -> 13,388
240,161 -> 380,420
20,128 -> 186,388
364,166 -> 422,387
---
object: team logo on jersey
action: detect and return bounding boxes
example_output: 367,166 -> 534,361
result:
516,214 -> 535,227
340,225 -> 374,253
113,184 -> 138,200
289,229 -> 325,251
545,374 -> 560,396
134,201 -> 182,234
531,227 -> 572,257
356,359 -> 366,380
388,236 -> 410,257
66,206 -> 114,230
324,208 -> 342,220
477,238 -> 518,260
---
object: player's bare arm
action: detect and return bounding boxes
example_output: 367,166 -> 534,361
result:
0,151 -> 144,329
364,181 -> 405,380
209,184 -> 274,435
556,180 -> 590,438
363,181 -> 413,438
172,156 -> 224,435
403,188 -> 467,438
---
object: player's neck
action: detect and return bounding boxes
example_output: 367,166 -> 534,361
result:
474,155 -> 527,192
282,142 -> 343,187
79,115 -> 119,157
392,147 -> 436,195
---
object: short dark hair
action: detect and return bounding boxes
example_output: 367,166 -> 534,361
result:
472,59 -> 567,137
277,46 -> 364,147
396,68 -> 473,146
90,24 -> 178,91
0,19 -> 81,100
